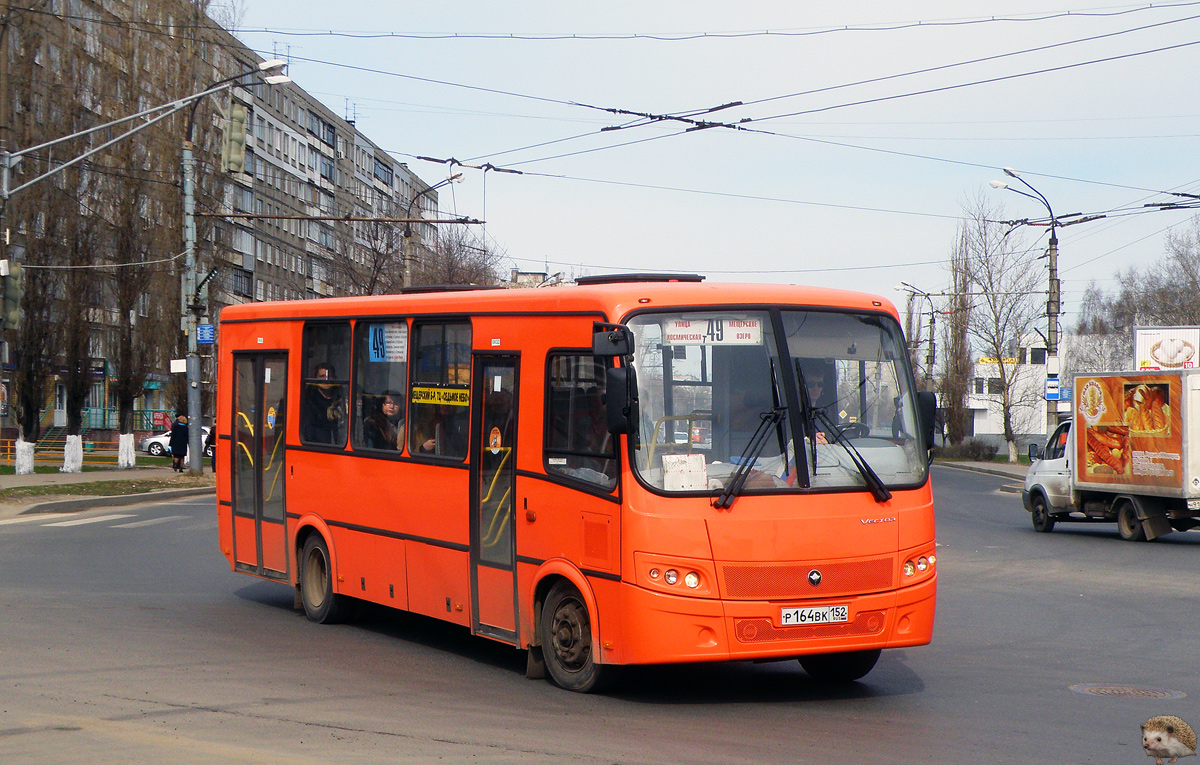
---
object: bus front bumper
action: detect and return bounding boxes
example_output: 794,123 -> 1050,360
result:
599,575 -> 936,666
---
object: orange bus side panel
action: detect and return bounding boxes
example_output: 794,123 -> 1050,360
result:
378,536 -> 409,610
476,565 -> 516,632
329,528 -> 380,600
517,478 -> 621,576
405,542 -> 471,627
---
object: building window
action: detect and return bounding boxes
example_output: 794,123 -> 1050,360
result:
232,269 -> 252,297
974,377 -> 984,395
1030,347 -> 1047,364
988,377 -> 1004,395
373,157 -> 394,186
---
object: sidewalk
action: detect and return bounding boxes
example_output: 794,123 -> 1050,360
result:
0,465 -> 215,519
936,460 -> 1029,480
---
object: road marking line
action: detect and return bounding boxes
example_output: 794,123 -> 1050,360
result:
43,513 -> 136,527
111,515 -> 187,528
0,512 -> 84,525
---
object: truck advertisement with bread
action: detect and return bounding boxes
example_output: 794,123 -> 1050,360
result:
1023,369 -> 1200,541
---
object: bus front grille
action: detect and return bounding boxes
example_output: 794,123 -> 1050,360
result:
734,610 -> 886,643
720,557 -> 895,600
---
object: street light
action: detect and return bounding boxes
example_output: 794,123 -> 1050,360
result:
182,59 -> 290,473
894,282 -> 936,383
990,167 -> 1060,435
401,171 -> 464,289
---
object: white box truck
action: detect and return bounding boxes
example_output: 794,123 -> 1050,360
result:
1023,370 -> 1200,541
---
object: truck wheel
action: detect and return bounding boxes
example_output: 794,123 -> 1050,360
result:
1117,502 -> 1147,543
1030,494 -> 1056,533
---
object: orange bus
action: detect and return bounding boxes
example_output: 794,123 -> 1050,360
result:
215,274 -> 938,691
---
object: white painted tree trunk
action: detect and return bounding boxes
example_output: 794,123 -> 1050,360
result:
15,440 -> 35,475
62,435 -> 83,473
118,432 -> 136,468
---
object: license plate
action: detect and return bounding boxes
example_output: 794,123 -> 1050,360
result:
780,605 -> 849,626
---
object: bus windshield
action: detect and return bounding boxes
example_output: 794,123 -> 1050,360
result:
628,308 -> 927,495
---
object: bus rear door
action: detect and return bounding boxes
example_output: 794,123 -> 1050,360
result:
470,354 -> 519,642
231,353 -> 289,580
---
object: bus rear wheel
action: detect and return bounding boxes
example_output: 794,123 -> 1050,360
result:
799,649 -> 881,682
540,581 -> 609,693
300,534 -> 353,623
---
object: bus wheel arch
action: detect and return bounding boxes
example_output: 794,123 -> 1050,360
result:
530,564 -> 609,693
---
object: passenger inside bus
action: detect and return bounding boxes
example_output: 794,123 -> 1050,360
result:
363,391 -> 405,451
302,363 -> 345,444
416,403 -> 469,457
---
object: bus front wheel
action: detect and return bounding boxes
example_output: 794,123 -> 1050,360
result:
540,581 -> 609,693
799,649 -> 881,683
300,534 -> 353,624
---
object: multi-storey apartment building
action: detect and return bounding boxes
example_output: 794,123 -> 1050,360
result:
0,0 -> 439,440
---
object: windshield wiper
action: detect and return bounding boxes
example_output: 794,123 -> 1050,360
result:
714,407 -> 786,510
813,409 -> 892,504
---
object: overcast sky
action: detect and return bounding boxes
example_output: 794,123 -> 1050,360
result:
231,1 -> 1200,327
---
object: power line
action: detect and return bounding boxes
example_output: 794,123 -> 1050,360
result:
231,2 -> 1200,41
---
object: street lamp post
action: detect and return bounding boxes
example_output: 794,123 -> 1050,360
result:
401,172 -> 463,289
895,282 -> 936,384
989,168 -> 1060,436
181,59 -> 289,474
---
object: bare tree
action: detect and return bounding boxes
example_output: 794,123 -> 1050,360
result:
939,227 -> 973,446
409,226 -> 505,286
4,7 -> 70,472
328,197 -> 407,296
960,192 -> 1045,462
58,172 -> 103,472
1065,282 -> 1132,375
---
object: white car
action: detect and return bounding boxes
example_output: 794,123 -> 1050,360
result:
139,426 -> 212,458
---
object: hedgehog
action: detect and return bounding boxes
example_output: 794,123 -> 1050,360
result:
1143,715 -> 1197,764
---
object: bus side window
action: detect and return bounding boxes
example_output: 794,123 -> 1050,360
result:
300,322 -> 351,447
353,321 -> 409,452
544,354 -> 617,490
410,321 -> 472,460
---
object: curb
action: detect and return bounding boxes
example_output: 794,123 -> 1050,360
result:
17,487 -> 216,516
935,462 -> 1027,481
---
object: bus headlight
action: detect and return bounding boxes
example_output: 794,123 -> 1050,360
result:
664,569 -> 679,585
684,572 -> 700,589
649,568 -> 660,580
903,560 -> 916,577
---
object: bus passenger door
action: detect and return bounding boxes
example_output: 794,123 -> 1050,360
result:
232,353 -> 289,581
469,354 -> 519,642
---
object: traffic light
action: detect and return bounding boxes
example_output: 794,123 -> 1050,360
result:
221,102 -> 248,174
2,261 -> 23,331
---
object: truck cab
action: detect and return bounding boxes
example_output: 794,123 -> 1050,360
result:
1023,421 -> 1073,532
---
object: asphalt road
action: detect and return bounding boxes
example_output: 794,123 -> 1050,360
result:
1,467 -> 1197,763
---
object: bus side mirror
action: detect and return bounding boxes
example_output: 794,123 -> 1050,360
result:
916,391 -> 937,449
592,322 -> 632,357
605,366 -> 638,436
1028,443 -> 1043,461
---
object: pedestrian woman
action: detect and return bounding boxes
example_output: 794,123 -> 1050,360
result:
169,414 -> 189,472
